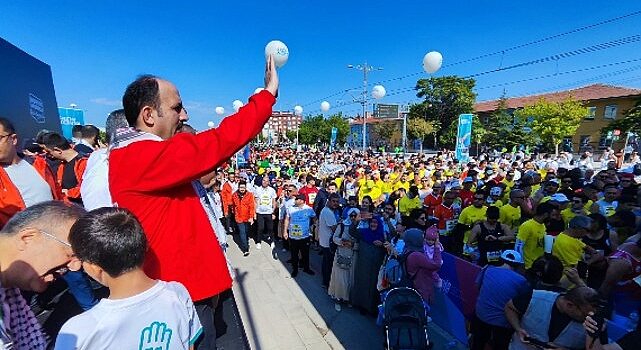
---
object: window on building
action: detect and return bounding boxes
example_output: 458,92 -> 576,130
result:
585,107 -> 596,120
604,105 -> 617,119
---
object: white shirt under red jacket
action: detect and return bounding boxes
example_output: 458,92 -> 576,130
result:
109,91 -> 275,302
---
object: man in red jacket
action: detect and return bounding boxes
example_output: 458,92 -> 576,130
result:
109,56 -> 279,349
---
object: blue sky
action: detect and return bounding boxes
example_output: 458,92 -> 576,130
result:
1,1 -> 641,130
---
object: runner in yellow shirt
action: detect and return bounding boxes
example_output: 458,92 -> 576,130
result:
552,216 -> 596,269
515,202 -> 555,268
499,189 -> 525,232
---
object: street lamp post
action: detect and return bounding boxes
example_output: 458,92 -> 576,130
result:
348,63 -> 383,151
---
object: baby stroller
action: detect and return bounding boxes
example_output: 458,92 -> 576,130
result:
382,287 -> 431,350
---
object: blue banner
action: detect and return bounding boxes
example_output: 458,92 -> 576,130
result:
58,107 -> 85,140
455,114 -> 472,162
330,127 -> 338,151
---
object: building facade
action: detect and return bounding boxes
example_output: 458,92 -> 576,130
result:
261,111 -> 302,142
474,84 -> 641,152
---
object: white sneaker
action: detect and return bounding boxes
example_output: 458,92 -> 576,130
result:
256,243 -> 262,250
270,242 -> 276,249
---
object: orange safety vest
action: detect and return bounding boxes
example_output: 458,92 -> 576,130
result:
55,154 -> 88,202
0,155 -> 62,227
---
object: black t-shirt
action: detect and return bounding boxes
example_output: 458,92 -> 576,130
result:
61,158 -> 78,191
616,329 -> 641,350
512,290 -> 573,341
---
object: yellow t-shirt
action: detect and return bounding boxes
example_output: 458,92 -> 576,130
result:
531,184 -> 541,197
517,219 -> 547,269
561,208 -> 588,227
500,204 -> 522,231
552,232 -> 586,269
489,199 -> 504,208
393,181 -> 410,192
334,177 -> 343,192
398,196 -> 421,217
458,205 -> 487,243
584,199 -> 594,212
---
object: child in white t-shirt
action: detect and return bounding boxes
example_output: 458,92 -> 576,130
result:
54,207 -> 202,350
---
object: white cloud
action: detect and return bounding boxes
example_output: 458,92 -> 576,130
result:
90,97 -> 121,107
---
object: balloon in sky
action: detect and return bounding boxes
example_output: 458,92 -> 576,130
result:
264,40 -> 289,68
320,101 -> 330,112
423,51 -> 443,73
215,106 -> 225,115
254,87 -> 264,94
207,121 -> 215,128
294,105 -> 303,116
232,100 -> 243,112
372,85 -> 386,99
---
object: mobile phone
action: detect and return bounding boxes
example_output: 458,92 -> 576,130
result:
587,301 -> 609,338
524,336 -> 552,349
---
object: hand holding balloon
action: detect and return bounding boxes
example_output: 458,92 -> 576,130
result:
264,54 -> 279,98
264,40 -> 289,68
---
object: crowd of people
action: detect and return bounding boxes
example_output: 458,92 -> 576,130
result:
213,143 -> 641,349
1,57 -> 641,350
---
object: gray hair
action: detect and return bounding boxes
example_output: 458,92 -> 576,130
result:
105,109 -> 128,145
1,201 -> 86,236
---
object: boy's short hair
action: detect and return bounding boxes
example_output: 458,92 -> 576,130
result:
69,207 -> 147,277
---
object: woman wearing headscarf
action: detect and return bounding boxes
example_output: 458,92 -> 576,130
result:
351,216 -> 387,314
328,208 -> 359,309
405,226 -> 443,304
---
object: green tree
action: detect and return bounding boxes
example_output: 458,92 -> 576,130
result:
296,113 -> 349,145
514,97 -> 587,155
409,76 -> 477,148
485,94 -> 537,150
407,117 -> 436,153
602,97 -> 641,134
471,116 -> 489,155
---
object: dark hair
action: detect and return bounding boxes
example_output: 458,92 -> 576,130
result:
535,202 -> 555,216
105,109 -> 128,144
563,286 -> 600,308
238,180 -> 247,187
588,213 -> 607,231
327,182 -> 337,189
68,207 -> 147,277
0,201 -> 85,236
0,117 -> 16,134
41,132 -> 71,150
486,206 -> 500,220
72,124 -> 83,137
528,254 -> 564,286
35,129 -> 52,144
81,125 -> 100,144
328,193 -> 341,202
122,74 -> 161,127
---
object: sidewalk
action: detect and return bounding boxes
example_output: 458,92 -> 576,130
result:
227,235 -> 468,350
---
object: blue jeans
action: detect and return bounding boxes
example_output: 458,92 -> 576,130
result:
238,222 -> 250,253
62,270 -> 99,311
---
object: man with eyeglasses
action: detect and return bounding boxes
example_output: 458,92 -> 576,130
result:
0,201 -> 85,349
0,118 -> 62,227
109,56 -> 279,349
561,194 -> 589,227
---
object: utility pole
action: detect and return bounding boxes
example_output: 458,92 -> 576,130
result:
348,62 -> 383,151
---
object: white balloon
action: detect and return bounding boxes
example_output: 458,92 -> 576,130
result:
254,87 -> 264,94
372,85 -> 386,99
423,51 -> 443,73
320,101 -> 331,112
264,40 -> 289,68
215,106 -> 225,115
294,105 -> 303,116
207,121 -> 215,128
232,100 -> 243,112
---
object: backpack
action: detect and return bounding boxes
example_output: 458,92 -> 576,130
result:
384,251 -> 417,289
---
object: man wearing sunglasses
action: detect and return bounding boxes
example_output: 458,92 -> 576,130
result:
0,201 -> 84,349
109,56 -> 279,350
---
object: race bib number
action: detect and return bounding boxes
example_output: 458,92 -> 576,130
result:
308,193 -> 317,204
604,206 -> 616,217
487,251 -> 501,262
260,195 -> 271,206
445,219 -> 457,232
291,224 -> 303,237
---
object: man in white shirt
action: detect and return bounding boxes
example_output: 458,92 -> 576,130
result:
80,109 -> 129,210
318,193 -> 340,287
254,176 -> 277,251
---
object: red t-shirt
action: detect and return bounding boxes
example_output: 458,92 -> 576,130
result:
433,203 -> 458,235
423,194 -> 442,216
299,186 -> 319,207
459,189 -> 475,208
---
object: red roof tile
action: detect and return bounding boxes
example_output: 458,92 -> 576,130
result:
474,84 -> 641,113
